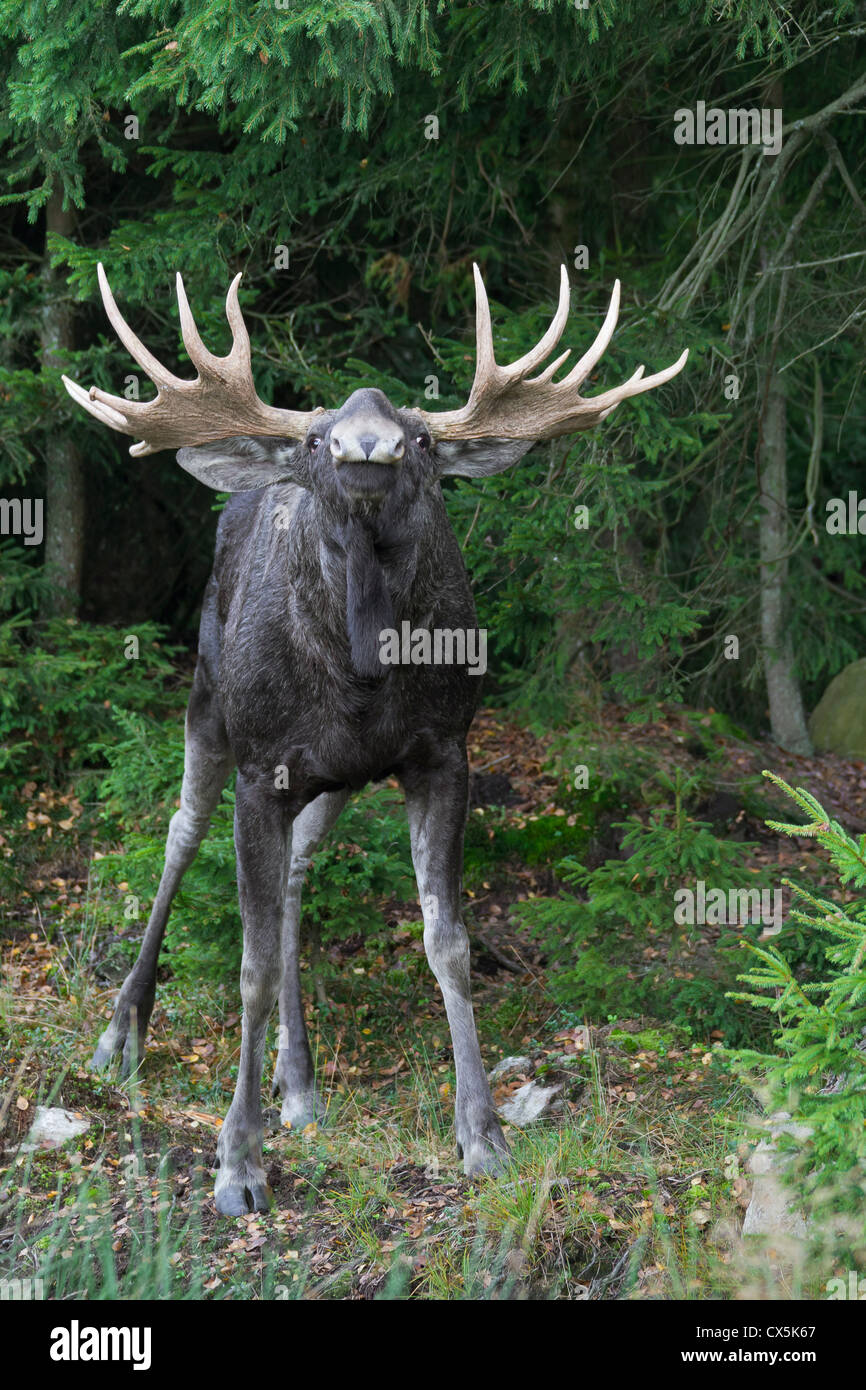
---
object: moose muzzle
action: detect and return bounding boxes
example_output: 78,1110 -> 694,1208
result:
330,418 -> 405,466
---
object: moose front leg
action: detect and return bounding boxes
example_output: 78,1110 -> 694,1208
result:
92,673 -> 232,1076
215,774 -> 289,1216
402,748 -> 509,1177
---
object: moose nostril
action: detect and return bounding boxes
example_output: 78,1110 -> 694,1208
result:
330,432 -> 403,464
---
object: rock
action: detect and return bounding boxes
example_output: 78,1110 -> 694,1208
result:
546,1051 -> 589,1068
809,658 -> 866,757
498,1080 -> 562,1126
766,1112 -> 813,1145
22,1106 -> 90,1151
742,1143 -> 808,1239
741,1111 -> 811,1239
487,1055 -> 531,1082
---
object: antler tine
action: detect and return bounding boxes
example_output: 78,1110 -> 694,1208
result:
175,272 -> 222,376
61,374 -> 130,430
471,264 -> 497,383
558,279 -> 621,389
420,267 -> 689,442
224,273 -> 252,370
504,263 -> 571,381
96,263 -> 183,389
175,271 -> 252,378
583,349 -> 689,415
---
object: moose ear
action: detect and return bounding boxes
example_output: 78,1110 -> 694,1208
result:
434,437 -> 537,478
176,436 -> 309,492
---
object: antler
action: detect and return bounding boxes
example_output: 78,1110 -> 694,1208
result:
62,264 -> 323,457
420,265 -> 688,442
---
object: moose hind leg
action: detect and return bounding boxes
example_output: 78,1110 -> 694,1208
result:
272,789 -> 348,1128
91,681 -> 232,1076
402,748 -> 509,1177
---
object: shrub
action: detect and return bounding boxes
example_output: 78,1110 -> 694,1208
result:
516,768 -> 769,1042
0,614 -> 182,802
726,774 -> 866,1244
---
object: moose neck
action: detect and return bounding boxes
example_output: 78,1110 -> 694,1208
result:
296,486 -> 436,679
332,513 -> 402,679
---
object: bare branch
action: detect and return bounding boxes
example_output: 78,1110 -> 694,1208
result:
756,248 -> 866,273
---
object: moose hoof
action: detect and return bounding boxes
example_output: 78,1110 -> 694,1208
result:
214,1167 -> 274,1216
90,1034 -> 122,1074
279,1091 -> 326,1131
90,991 -> 151,1079
459,1122 -> 511,1178
90,1025 -> 145,1080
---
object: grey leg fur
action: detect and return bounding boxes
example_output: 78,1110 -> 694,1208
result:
91,681 -> 232,1076
214,774 -> 292,1215
402,747 -> 509,1176
271,789 -> 348,1128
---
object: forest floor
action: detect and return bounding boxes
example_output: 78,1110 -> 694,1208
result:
1,703 -> 862,1300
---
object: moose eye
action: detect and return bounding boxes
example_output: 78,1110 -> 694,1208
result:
307,435 -> 322,450
415,434 -> 430,451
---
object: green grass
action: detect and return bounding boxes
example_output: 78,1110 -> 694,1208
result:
2,903 -> 766,1301
4,711 -> 854,1300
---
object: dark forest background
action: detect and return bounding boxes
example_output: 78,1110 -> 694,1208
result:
1,0 -> 864,743
2,2 -> 866,1301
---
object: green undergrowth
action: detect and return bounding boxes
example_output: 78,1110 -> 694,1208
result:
725,775 -> 866,1265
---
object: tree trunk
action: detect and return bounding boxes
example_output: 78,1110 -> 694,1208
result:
40,190 -> 85,616
758,370 -> 812,754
